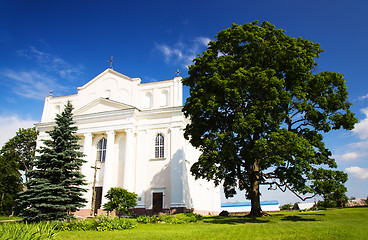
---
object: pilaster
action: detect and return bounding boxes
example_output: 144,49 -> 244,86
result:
101,130 -> 116,205
170,126 -> 186,208
123,128 -> 135,192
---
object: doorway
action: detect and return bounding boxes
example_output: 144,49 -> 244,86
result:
152,192 -> 163,214
94,187 -> 103,215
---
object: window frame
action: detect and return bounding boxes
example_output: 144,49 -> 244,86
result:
97,137 -> 107,162
155,134 -> 165,159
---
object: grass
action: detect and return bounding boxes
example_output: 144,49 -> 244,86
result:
57,208 -> 368,240
0,221 -> 59,240
0,215 -> 23,221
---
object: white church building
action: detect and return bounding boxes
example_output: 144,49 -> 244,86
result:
35,68 -> 221,216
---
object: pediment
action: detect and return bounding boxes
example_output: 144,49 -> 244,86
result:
77,68 -> 141,91
74,98 -> 136,115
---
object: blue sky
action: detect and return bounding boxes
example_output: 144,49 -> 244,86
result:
1,0 -> 368,204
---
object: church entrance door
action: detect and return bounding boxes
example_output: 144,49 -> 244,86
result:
94,187 -> 103,215
152,192 -> 163,214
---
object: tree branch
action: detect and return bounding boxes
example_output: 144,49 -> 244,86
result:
267,181 -> 317,201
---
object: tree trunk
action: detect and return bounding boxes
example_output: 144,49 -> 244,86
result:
249,163 -> 263,217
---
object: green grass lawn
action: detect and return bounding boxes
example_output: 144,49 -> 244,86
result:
57,208 -> 368,240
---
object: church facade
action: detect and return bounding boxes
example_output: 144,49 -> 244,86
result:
35,68 -> 221,216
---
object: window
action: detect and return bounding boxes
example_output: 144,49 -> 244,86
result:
144,92 -> 152,108
160,90 -> 168,106
155,134 -> 164,158
97,138 -> 107,162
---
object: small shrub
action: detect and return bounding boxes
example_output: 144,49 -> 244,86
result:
103,187 -> 137,217
280,204 -> 293,210
136,215 -> 158,223
136,213 -> 202,224
292,202 -> 300,210
55,215 -> 137,231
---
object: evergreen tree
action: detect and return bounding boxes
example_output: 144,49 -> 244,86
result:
18,101 -> 86,221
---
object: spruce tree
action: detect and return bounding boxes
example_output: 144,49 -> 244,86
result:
18,101 -> 86,221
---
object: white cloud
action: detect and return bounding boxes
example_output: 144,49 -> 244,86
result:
333,140 -> 368,164
0,115 -> 36,147
2,69 -> 66,100
17,46 -> 84,80
1,46 -> 82,100
347,141 -> 368,149
340,152 -> 361,161
358,93 -> 368,100
353,107 -> 368,139
345,166 -> 368,180
195,37 -> 211,46
155,36 -> 211,68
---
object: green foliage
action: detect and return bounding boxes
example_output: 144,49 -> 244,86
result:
136,213 -> 202,224
182,21 -> 357,216
0,154 -> 22,215
136,215 -> 159,223
0,127 -> 38,215
2,128 -> 38,183
103,187 -> 137,217
292,203 -> 300,210
280,204 -> 292,210
317,198 -> 345,209
56,215 -> 137,231
0,221 -> 59,240
17,101 -> 87,222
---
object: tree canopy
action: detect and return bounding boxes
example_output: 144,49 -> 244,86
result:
0,127 -> 37,215
2,128 -> 38,182
103,187 -> 137,218
18,101 -> 86,221
182,21 -> 357,216
0,146 -> 23,215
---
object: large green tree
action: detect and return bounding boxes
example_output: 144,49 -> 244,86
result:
0,147 -> 23,215
0,127 -> 38,214
2,128 -> 38,183
182,21 -> 357,217
18,101 -> 87,221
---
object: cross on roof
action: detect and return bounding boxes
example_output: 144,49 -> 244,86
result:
175,69 -> 181,77
107,56 -> 116,69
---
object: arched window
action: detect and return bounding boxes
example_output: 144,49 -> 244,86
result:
55,105 -> 60,114
155,134 -> 164,158
145,92 -> 152,108
97,138 -> 107,162
161,90 -> 168,106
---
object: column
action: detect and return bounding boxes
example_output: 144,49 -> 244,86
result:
173,77 -> 183,106
123,128 -> 135,192
135,129 -> 147,208
101,130 -> 116,205
81,132 -> 93,208
170,126 -> 186,209
82,133 -> 93,182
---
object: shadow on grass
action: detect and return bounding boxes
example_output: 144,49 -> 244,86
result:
203,215 -> 270,225
281,216 -> 318,222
